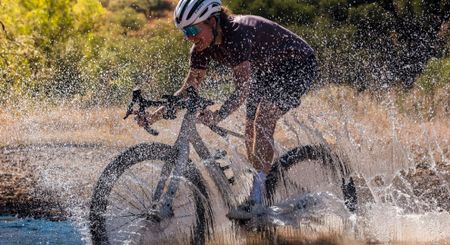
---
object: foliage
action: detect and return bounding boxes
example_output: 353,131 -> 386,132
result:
287,19 -> 359,86
1,0 -> 449,107
416,58 -> 450,92
115,8 -> 147,31
73,0 -> 106,33
77,20 -> 189,105
224,0 -> 318,25
0,0 -> 189,105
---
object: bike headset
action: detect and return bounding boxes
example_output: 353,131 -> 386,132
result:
174,0 -> 222,47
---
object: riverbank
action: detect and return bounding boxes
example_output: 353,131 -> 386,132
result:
0,146 -> 65,220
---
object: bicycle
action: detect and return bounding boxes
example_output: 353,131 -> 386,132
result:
89,86 -> 357,245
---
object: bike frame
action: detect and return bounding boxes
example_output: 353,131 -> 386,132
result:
151,107 -> 236,220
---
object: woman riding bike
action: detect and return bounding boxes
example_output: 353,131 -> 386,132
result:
137,0 -> 317,211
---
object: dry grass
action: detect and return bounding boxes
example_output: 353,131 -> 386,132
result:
290,85 -> 449,175
0,105 -> 164,147
1,84 -> 448,169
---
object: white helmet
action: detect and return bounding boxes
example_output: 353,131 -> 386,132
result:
174,0 -> 222,29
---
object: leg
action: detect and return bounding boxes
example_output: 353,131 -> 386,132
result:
251,99 -> 287,173
244,118 -> 255,166
244,92 -> 259,168
241,58 -> 316,208
246,99 -> 286,205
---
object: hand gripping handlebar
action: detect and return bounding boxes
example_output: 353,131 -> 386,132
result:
123,86 -> 238,138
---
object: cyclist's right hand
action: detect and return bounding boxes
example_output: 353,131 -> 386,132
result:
134,106 -> 165,127
134,111 -> 149,127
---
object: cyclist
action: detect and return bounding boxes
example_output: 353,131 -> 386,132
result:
138,0 -> 317,211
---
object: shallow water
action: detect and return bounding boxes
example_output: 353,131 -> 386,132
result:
0,215 -> 83,244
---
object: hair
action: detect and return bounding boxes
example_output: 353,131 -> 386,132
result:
204,6 -> 233,28
220,6 -> 233,16
217,6 -> 233,28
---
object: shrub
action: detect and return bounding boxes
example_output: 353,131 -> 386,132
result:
416,57 -> 450,92
116,8 -> 147,31
73,20 -> 190,105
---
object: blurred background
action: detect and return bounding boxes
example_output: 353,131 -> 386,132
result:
0,0 -> 449,110
0,1 -> 449,244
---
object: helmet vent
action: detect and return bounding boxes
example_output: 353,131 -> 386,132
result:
178,0 -> 192,21
174,0 -> 221,28
187,0 -> 206,19
199,8 -> 208,18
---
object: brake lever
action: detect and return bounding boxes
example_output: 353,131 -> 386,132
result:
124,89 -> 143,119
124,89 -> 161,136
124,103 -> 134,120
143,122 -> 159,136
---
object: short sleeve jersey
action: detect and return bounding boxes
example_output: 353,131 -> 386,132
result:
189,15 -> 314,70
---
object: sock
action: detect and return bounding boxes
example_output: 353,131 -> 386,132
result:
249,171 -> 267,205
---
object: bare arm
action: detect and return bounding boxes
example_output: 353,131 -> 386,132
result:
174,68 -> 207,96
216,61 -> 252,120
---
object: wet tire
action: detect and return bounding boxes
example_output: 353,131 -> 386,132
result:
265,144 -> 357,211
89,143 -> 213,245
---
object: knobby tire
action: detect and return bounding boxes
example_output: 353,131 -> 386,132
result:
89,143 -> 213,245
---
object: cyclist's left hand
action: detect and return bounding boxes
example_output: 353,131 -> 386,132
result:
197,109 -> 221,126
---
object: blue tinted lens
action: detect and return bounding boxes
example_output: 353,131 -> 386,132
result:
183,25 -> 201,37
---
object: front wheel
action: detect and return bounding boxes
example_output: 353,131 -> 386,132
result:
265,144 -> 357,211
89,143 -> 213,245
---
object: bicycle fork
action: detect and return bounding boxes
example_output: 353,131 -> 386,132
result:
148,111 -> 198,222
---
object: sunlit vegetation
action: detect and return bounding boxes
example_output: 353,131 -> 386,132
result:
0,0 -> 449,116
0,0 -> 187,105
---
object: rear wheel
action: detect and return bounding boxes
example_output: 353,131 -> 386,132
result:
89,143 -> 213,244
266,144 -> 357,211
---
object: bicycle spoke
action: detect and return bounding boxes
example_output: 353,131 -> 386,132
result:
111,188 -> 143,212
89,143 -> 210,244
125,172 -> 151,210
133,171 -> 154,207
108,216 -> 142,234
107,204 -> 143,219
109,213 -> 143,219
108,199 -> 137,215
174,191 -> 194,208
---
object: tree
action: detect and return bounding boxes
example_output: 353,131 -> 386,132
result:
349,0 -> 450,87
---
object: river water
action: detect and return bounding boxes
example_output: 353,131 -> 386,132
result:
0,215 -> 83,244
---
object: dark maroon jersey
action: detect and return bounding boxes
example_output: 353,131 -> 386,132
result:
190,15 -> 315,70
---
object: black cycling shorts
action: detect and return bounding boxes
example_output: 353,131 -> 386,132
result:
246,55 -> 317,120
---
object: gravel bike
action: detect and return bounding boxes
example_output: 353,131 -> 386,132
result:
89,87 -> 357,245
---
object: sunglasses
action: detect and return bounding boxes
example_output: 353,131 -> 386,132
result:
182,25 -> 202,37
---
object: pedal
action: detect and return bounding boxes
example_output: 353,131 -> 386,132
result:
215,157 -> 235,185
